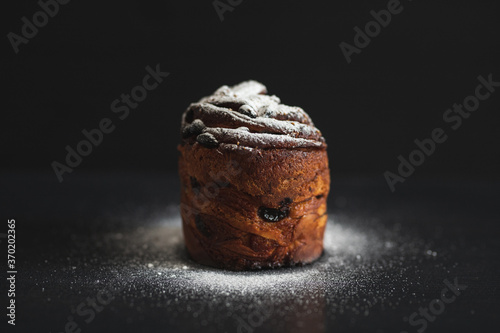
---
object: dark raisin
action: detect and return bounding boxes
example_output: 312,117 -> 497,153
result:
258,206 -> 289,222
190,176 -> 200,190
196,133 -> 219,148
195,215 -> 210,237
316,194 -> 324,199
238,105 -> 257,118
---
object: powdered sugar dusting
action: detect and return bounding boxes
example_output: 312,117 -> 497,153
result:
103,213 -> 426,293
181,80 -> 326,149
50,210 -> 440,332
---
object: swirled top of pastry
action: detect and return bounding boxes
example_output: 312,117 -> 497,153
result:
181,80 -> 326,149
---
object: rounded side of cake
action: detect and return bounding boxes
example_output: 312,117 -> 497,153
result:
178,80 -> 330,270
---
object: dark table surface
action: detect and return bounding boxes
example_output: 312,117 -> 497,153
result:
1,173 -> 499,333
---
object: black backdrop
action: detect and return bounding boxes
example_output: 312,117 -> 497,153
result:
2,2 -> 500,333
3,0 -> 500,179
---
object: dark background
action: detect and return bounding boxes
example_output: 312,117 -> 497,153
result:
3,0 -> 500,180
2,2 -> 500,333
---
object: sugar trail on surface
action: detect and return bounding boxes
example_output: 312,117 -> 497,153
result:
49,212 -> 449,332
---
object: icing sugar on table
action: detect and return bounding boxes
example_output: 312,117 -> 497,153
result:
79,212 -> 432,332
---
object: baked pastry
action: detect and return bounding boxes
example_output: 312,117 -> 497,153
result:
178,80 -> 330,270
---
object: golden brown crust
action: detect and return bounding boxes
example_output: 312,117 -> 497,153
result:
178,80 -> 330,270
179,142 -> 330,270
